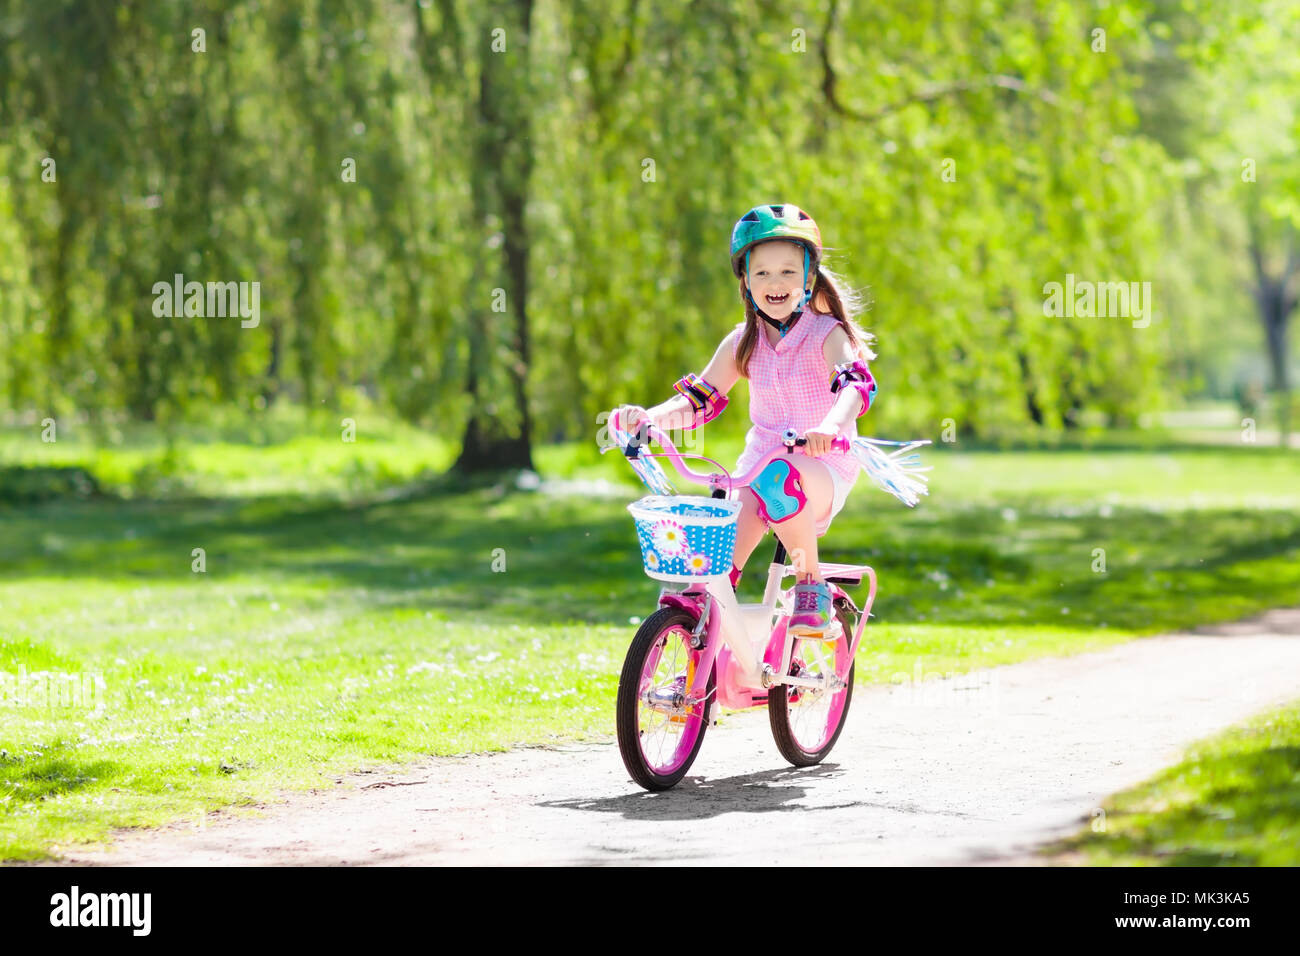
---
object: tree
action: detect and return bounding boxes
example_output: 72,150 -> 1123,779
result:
454,0 -> 535,472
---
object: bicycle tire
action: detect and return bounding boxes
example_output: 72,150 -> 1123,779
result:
616,606 -> 715,791
768,602 -> 856,767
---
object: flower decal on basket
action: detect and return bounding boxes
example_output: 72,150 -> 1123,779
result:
644,549 -> 661,571
651,519 -> 689,556
685,552 -> 711,575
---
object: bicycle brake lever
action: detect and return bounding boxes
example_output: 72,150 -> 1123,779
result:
622,420 -> 653,458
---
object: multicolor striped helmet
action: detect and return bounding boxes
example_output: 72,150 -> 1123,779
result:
729,204 -> 822,278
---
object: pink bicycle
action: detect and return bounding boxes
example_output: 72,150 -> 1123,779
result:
601,409 -> 929,791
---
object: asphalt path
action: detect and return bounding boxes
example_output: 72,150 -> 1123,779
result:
61,608 -> 1300,866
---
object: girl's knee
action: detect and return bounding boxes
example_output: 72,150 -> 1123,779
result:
744,461 -> 832,532
796,457 -> 834,498
791,459 -> 834,529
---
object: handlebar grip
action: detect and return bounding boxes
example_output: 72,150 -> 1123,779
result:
791,435 -> 852,452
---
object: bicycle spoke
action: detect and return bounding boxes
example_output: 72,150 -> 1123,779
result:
768,610 -> 854,768
788,637 -> 839,751
638,627 -> 697,773
619,610 -> 714,790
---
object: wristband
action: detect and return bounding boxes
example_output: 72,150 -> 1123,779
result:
673,373 -> 728,429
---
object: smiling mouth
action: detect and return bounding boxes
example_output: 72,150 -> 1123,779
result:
764,292 -> 792,305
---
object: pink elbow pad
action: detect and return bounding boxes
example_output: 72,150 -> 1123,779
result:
829,361 -> 876,417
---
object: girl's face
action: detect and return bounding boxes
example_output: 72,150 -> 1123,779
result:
743,241 -> 807,320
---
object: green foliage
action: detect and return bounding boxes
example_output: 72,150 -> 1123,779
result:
0,0 -> 1296,450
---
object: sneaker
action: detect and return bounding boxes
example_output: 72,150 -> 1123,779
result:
789,579 -> 833,635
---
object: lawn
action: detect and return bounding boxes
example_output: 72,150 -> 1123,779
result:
1043,699 -> 1300,866
1,413 -> 1298,860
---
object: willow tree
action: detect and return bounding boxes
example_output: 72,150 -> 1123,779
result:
447,0 -> 537,472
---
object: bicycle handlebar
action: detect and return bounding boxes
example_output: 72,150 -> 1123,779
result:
605,408 -> 848,496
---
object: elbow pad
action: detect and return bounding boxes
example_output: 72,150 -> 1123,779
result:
673,373 -> 729,429
829,361 -> 876,418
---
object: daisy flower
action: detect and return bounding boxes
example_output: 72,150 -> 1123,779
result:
651,520 -> 689,556
644,549 -> 661,571
685,553 -> 711,575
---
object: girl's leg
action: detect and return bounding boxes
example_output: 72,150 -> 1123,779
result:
730,488 -> 770,571
768,457 -> 835,582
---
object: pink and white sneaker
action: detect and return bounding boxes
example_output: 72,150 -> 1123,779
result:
789,579 -> 834,636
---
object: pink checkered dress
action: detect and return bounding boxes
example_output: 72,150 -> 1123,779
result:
732,309 -> 866,486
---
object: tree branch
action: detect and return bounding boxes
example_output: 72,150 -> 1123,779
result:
583,0 -> 641,123
819,0 -> 1062,124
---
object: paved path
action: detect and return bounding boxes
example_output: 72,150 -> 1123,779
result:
62,608 -> 1300,866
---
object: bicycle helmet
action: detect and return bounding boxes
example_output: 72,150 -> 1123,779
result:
729,203 -> 822,277
730,204 -> 823,335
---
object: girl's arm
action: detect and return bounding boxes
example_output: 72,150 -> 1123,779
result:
624,330 -> 740,433
817,326 -> 874,434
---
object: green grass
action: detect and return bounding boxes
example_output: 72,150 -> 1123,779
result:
1,415 -> 1298,860
0,404 -> 457,500
1042,700 -> 1300,865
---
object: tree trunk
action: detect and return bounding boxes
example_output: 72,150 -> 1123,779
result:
1263,292 -> 1292,446
453,0 -> 536,473
1248,222 -> 1297,449
1017,350 -> 1044,426
263,317 -> 282,408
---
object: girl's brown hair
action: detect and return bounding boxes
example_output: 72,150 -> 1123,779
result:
734,258 -> 876,378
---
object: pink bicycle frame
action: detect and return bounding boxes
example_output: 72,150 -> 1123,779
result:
609,411 -> 878,713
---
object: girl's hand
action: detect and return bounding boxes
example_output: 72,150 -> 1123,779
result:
615,405 -> 651,434
802,425 -> 840,457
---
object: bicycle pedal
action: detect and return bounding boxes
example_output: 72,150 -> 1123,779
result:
790,627 -> 839,641
798,620 -> 845,641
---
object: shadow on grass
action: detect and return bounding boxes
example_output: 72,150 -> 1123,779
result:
1044,744 -> 1300,866
0,465 -> 102,503
932,432 -> 1295,456
0,751 -> 118,804
2,474 -> 1298,632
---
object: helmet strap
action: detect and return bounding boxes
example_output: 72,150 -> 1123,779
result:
798,248 -> 812,311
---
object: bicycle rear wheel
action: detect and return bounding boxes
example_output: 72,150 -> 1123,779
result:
768,603 -> 856,767
616,606 -> 715,791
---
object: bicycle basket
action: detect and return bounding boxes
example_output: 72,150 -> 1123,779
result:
627,495 -> 741,583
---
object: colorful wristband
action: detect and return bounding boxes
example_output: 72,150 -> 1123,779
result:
672,373 -> 728,428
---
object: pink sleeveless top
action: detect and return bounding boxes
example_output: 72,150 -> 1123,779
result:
732,309 -> 863,486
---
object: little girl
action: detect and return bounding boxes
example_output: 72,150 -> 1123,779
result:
617,203 -> 878,635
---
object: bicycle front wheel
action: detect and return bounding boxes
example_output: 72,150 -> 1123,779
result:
616,606 -> 715,791
768,603 -> 856,767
